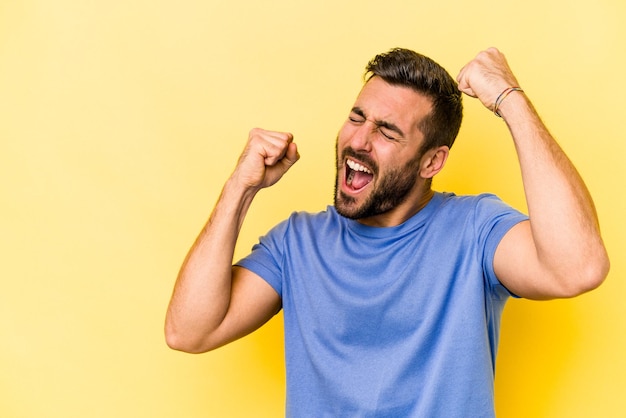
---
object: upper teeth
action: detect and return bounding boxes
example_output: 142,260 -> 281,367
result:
347,159 -> 372,174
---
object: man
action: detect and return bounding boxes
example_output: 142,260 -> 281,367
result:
165,48 -> 609,417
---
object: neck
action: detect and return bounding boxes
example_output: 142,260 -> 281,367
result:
357,188 -> 435,228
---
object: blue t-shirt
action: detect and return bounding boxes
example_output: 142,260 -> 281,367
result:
236,192 -> 527,417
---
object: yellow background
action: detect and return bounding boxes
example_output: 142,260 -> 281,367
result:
1,0 -> 624,417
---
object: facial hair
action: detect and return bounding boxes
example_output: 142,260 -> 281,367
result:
334,145 -> 422,220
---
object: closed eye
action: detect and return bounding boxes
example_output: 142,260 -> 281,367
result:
349,106 -> 404,141
376,120 -> 404,142
349,108 -> 366,124
349,115 -> 365,124
379,127 -> 399,141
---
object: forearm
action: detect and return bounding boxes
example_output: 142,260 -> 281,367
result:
165,177 -> 257,351
500,92 -> 609,292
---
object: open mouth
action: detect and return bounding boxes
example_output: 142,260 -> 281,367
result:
345,158 -> 374,191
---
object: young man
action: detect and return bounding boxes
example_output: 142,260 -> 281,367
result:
165,48 -> 609,417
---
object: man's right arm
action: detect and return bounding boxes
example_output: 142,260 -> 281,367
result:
165,128 -> 299,353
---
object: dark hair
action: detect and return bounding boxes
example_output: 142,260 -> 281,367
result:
365,48 -> 463,153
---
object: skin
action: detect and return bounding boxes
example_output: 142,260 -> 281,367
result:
333,77 -> 448,226
457,48 -> 609,299
165,48 -> 609,354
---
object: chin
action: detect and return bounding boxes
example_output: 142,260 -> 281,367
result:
335,190 -> 377,220
334,191 -> 358,219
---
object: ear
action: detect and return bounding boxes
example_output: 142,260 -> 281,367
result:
419,146 -> 449,179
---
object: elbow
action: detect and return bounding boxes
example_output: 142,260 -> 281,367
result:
164,331 -> 192,353
164,325 -> 196,353
582,249 -> 610,293
559,249 -> 610,298
164,321 -> 214,354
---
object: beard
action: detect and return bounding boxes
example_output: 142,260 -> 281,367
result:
334,145 -> 422,220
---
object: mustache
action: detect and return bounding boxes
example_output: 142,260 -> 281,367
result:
340,147 -> 378,175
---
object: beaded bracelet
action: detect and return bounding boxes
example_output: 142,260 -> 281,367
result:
493,86 -> 524,117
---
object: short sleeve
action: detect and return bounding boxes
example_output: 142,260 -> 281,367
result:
473,194 -> 528,296
234,218 -> 290,297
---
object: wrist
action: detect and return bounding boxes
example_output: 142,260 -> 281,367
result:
493,87 -> 524,117
224,174 -> 260,203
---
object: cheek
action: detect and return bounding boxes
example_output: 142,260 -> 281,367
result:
337,124 -> 351,144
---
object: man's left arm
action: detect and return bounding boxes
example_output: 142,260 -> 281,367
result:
457,48 -> 610,300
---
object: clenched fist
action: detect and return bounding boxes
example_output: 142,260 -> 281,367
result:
456,47 -> 521,113
232,128 -> 300,191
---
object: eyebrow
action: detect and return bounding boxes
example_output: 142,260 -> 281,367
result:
351,106 -> 405,138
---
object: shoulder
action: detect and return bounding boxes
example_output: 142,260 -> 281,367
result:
430,192 -> 514,218
263,206 -> 342,239
285,206 -> 343,227
438,191 -> 504,206
437,192 -> 522,216
429,193 -> 527,243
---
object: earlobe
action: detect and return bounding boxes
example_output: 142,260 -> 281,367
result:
420,146 -> 450,179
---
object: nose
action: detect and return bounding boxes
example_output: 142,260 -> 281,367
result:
349,121 -> 375,153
